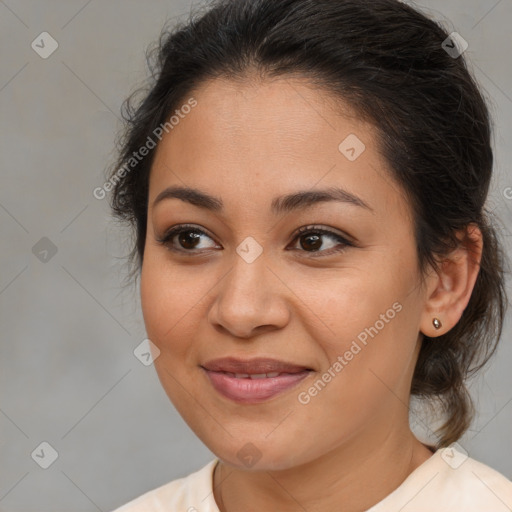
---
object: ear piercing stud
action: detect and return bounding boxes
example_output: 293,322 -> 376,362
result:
432,318 -> 442,330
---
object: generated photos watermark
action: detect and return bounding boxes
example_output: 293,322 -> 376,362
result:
93,97 -> 198,200
298,301 -> 403,405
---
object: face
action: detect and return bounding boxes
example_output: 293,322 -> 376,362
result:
141,76 -> 429,470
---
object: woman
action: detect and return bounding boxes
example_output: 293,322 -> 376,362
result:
108,0 -> 512,510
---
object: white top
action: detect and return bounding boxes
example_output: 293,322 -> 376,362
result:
111,446 -> 512,511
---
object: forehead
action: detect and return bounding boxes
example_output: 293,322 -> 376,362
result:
148,76 -> 412,222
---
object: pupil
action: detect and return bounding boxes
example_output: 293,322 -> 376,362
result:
301,234 -> 321,251
179,231 -> 200,249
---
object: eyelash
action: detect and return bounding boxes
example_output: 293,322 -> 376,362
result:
156,223 -> 354,257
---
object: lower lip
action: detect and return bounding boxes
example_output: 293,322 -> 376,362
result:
202,368 -> 311,404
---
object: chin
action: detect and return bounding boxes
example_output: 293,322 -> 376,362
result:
200,432 -> 315,472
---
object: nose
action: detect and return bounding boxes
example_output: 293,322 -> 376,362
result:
208,252 -> 291,339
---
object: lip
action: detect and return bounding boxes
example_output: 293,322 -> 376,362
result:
200,357 -> 313,404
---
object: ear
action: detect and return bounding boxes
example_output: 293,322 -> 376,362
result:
419,224 -> 483,337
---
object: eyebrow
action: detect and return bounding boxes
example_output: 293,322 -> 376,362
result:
152,185 -> 373,215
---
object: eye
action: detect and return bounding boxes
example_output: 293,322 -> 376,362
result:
156,224 -> 218,254
156,223 -> 354,257
288,225 -> 353,256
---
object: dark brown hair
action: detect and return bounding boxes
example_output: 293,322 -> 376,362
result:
107,0 -> 508,447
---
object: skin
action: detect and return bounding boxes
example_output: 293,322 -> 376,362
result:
140,75 -> 483,512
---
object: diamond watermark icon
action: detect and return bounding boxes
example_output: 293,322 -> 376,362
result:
236,442 -> 262,468
31,32 -> 59,59
440,442 -> 469,469
338,134 -> 366,161
32,237 -> 58,263
31,441 -> 59,469
442,32 -> 468,59
134,338 -> 161,366
236,236 -> 263,264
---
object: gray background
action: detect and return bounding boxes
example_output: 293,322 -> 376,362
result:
1,0 -> 511,510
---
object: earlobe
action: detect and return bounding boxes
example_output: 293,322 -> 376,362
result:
419,224 -> 483,338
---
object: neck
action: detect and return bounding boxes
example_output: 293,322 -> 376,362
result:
213,424 -> 433,512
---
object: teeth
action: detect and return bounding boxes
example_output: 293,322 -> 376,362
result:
230,372 -> 283,379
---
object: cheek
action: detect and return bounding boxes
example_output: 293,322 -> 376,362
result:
140,251 -> 203,349
140,248 -> 227,376
140,258 -> 170,344
139,252 -> 210,409
292,258 -> 421,398
288,263 -> 400,347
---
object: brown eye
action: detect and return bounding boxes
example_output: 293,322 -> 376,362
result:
157,224 -> 353,257
290,226 -> 353,256
177,230 -> 202,250
157,224 -> 218,254
299,233 -> 322,251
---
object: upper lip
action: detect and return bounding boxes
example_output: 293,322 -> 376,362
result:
201,357 -> 312,374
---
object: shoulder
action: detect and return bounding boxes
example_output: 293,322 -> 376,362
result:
110,459 -> 219,512
440,451 -> 512,509
369,446 -> 512,512
367,445 -> 512,512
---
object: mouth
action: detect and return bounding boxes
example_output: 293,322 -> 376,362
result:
200,357 -> 313,404
211,371 -> 301,379
201,356 -> 313,374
